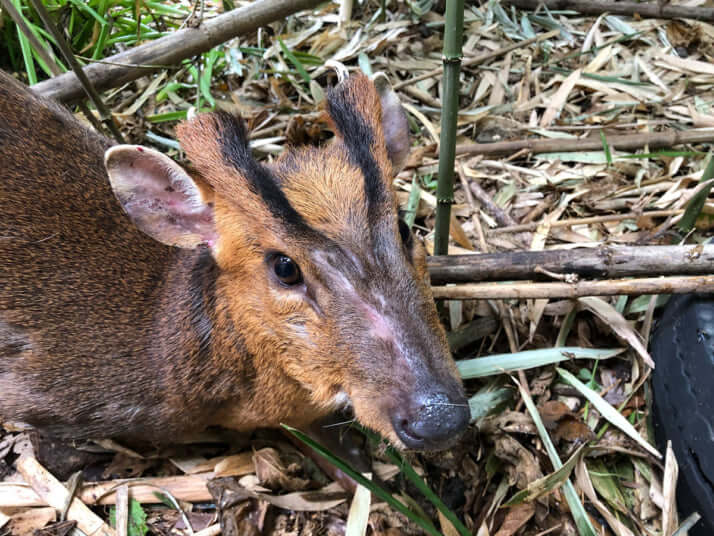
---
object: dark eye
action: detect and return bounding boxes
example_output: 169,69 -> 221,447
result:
398,219 -> 413,248
272,255 -> 303,286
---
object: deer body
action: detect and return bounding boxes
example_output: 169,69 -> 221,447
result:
0,71 -> 469,449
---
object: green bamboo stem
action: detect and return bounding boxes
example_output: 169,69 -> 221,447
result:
433,0 -> 464,256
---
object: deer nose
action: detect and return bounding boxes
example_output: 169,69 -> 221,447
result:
391,391 -> 470,450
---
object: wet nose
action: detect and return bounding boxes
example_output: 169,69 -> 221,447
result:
391,391 -> 470,450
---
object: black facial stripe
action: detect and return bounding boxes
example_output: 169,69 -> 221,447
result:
214,111 -> 342,256
326,86 -> 387,219
215,111 -> 309,233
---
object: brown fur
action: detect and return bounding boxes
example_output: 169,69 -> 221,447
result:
0,71 -> 465,448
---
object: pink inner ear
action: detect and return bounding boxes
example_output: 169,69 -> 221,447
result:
106,145 -> 216,249
374,76 -> 410,173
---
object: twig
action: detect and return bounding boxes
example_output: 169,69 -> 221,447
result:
393,29 -> 559,90
468,179 -> 517,228
431,275 -> 714,300
33,0 -> 325,103
28,0 -> 125,143
427,244 -> 713,283
487,210 -> 683,234
502,0 -> 714,22
16,456 -> 116,536
455,130 -> 714,157
0,0 -> 106,134
115,485 -> 128,536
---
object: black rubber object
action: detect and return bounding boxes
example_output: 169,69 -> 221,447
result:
651,293 -> 714,536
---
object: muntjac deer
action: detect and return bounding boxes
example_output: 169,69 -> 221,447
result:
0,70 -> 469,451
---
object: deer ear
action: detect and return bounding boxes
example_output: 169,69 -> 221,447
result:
373,73 -> 410,174
104,145 -> 216,249
326,73 -> 410,176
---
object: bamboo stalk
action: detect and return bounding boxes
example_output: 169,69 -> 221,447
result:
431,275 -> 714,300
426,244 -> 714,283
32,0 -> 325,103
502,0 -> 714,22
433,0 -> 465,256
454,130 -> 714,157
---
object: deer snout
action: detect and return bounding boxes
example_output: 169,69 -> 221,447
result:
390,390 -> 470,450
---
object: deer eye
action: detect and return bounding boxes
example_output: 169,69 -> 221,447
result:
271,254 -> 303,286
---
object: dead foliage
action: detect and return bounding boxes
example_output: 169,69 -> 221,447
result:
3,0 -> 714,534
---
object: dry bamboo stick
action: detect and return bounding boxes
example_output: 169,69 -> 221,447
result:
16,456 -> 116,536
454,130 -> 714,157
115,485 -> 129,536
426,244 -> 714,283
486,210 -> 683,234
431,275 -> 714,300
33,0 -> 324,103
502,0 -> 714,22
0,474 -> 212,508
393,30 -> 559,90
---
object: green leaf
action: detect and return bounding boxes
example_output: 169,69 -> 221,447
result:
556,368 -> 661,458
12,0 -> 36,85
504,444 -> 587,506
278,37 -> 310,84
515,379 -> 598,536
199,48 -> 220,108
110,499 -> 148,536
468,385 -> 512,422
403,178 -> 422,228
457,347 -> 622,379
678,152 -> 714,232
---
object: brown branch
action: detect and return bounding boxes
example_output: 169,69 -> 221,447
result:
502,0 -> 714,22
455,130 -> 714,157
432,275 -> 714,300
468,180 -> 517,227
427,244 -> 714,284
32,0 -> 325,103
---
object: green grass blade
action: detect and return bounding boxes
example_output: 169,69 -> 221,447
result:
403,178 -> 421,228
278,37 -> 310,84
457,347 -> 622,379
620,150 -> 705,159
504,443 -> 587,506
556,368 -> 661,458
600,130 -> 612,165
355,426 -> 469,536
199,49 -> 220,108
68,0 -> 109,26
678,152 -> 714,232
146,110 -> 189,122
515,379 -> 598,536
12,0 -> 37,84
282,425 -> 444,536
